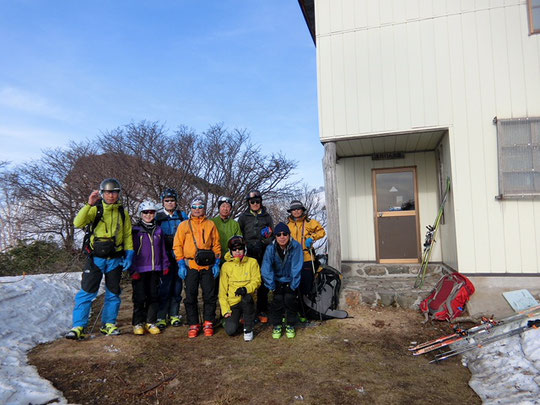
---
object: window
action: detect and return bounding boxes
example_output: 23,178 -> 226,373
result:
496,117 -> 540,199
528,0 -> 540,34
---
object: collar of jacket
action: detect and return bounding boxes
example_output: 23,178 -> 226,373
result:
189,215 -> 207,223
288,214 -> 307,222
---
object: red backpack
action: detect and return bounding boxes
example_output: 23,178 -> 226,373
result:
420,272 -> 475,321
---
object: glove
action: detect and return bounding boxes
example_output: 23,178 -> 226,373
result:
212,259 -> 221,278
305,238 -> 314,249
131,272 -> 141,280
163,268 -> 169,276
122,250 -> 134,271
261,226 -> 272,238
177,260 -> 187,280
235,287 -> 247,297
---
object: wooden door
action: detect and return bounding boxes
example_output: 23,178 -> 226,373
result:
373,167 -> 420,263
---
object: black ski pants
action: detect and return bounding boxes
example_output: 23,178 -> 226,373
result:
223,294 -> 256,335
184,267 -> 216,326
269,282 -> 299,326
132,271 -> 161,325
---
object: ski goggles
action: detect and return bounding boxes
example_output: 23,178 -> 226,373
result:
191,205 -> 205,209
248,199 -> 262,205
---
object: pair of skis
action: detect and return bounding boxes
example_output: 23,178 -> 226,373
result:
431,319 -> 540,363
409,305 -> 540,358
414,177 -> 451,289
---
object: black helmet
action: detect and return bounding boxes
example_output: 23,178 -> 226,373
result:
246,190 -> 262,201
228,235 -> 246,252
161,188 -> 178,201
217,195 -> 233,208
100,178 -> 121,194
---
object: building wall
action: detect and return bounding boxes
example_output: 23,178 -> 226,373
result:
316,0 -> 540,273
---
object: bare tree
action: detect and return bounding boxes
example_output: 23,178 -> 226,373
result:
3,121 -> 299,250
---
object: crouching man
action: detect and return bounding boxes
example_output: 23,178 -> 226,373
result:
261,222 -> 303,339
219,236 -> 261,341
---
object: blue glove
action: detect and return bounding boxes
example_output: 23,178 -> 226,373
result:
177,260 -> 187,280
122,250 -> 134,271
305,238 -> 314,249
212,258 -> 221,278
261,226 -> 272,238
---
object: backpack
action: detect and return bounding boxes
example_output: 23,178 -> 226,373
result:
303,265 -> 348,320
420,272 -> 475,321
81,200 -> 126,255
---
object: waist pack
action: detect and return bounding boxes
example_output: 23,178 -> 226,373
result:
92,237 -> 117,258
420,272 -> 475,321
194,249 -> 215,266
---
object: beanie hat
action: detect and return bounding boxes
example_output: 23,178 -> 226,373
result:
191,197 -> 205,207
274,222 -> 290,235
287,200 -> 306,213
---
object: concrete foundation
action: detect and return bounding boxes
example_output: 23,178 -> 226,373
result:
339,262 -> 540,319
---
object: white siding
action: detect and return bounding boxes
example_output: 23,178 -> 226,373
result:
316,0 -> 540,274
337,152 -> 440,262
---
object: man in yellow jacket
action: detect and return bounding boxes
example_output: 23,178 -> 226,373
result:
286,200 -> 326,322
219,236 -> 261,342
173,197 -> 221,338
66,178 -> 134,339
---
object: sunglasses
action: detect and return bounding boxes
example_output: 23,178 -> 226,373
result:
163,199 -> 176,203
141,210 -> 155,215
249,199 -> 262,204
191,205 -> 205,209
275,232 -> 289,237
231,247 -> 244,252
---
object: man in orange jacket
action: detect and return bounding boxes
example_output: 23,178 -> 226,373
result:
173,197 -> 221,338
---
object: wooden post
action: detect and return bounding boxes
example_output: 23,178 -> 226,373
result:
323,142 -> 341,270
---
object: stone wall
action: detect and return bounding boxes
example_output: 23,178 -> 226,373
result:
339,262 -> 453,310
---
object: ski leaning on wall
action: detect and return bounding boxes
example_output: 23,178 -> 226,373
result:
414,177 -> 451,289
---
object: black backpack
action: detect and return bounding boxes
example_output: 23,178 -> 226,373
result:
81,200 -> 125,255
303,265 -> 348,320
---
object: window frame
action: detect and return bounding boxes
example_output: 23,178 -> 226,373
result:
528,0 -> 540,35
495,116 -> 540,200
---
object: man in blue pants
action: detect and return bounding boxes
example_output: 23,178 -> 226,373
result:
66,178 -> 134,339
155,188 -> 188,329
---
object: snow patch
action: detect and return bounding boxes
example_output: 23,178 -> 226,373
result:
0,273 -> 81,405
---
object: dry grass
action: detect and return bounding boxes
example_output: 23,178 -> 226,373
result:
29,281 -> 480,405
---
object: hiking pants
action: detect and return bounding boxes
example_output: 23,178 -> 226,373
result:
269,282 -> 299,326
157,259 -> 182,320
184,267 -> 216,326
132,271 -> 161,325
72,256 -> 122,328
223,294 -> 256,335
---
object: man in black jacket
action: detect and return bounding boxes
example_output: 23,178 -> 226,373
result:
237,190 -> 274,323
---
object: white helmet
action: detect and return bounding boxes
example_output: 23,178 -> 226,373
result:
138,200 -> 159,216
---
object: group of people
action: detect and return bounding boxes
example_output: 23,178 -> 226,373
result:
65,178 -> 325,342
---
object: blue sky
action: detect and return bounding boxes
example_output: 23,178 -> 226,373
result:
0,1 -> 322,187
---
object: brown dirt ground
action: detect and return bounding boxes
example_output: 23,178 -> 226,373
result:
29,281 -> 481,405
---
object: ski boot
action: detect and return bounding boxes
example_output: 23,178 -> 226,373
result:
100,323 -> 120,336
188,324 -> 201,338
65,326 -> 86,340
285,325 -> 296,339
170,315 -> 182,327
244,329 -> 254,342
156,318 -> 168,330
146,323 -> 161,335
203,320 -> 214,337
272,325 -> 283,339
133,324 -> 145,335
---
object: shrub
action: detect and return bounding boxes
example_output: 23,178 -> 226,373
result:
0,240 -> 83,277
